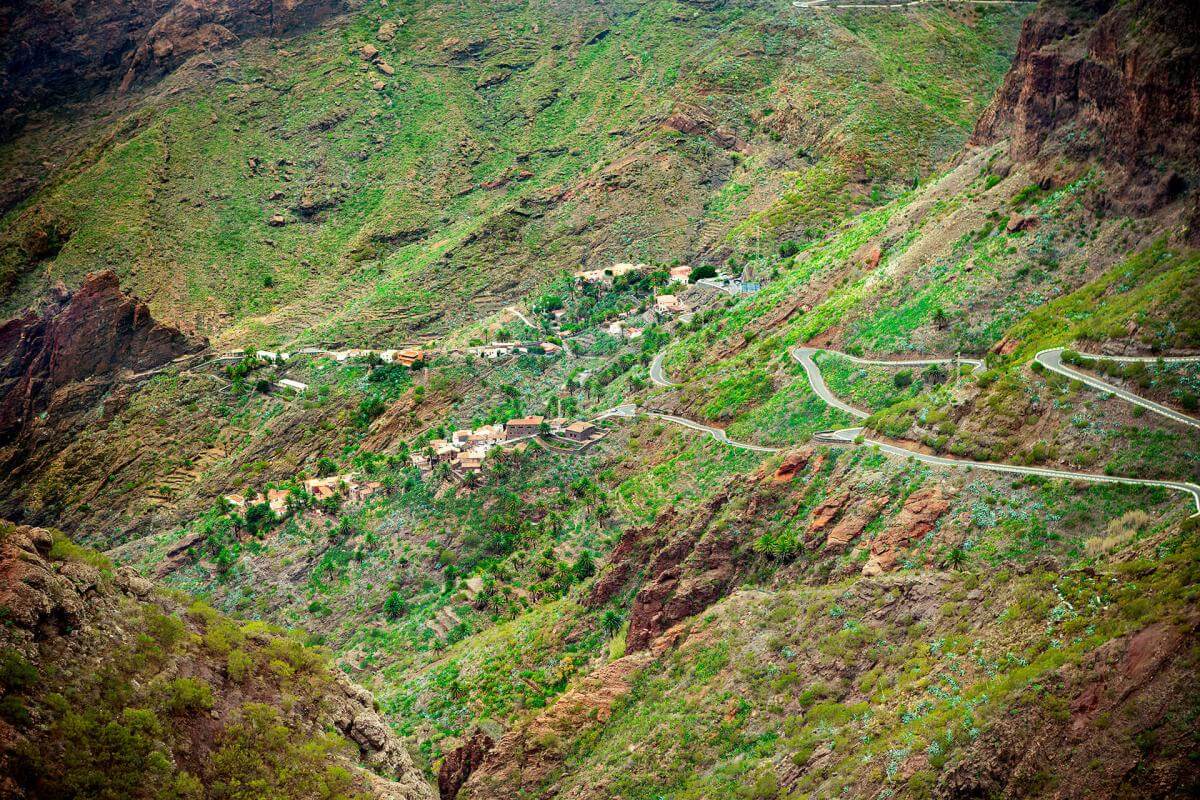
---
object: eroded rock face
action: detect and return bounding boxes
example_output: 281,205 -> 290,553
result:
438,729 -> 494,800
863,486 -> 949,576
972,0 -> 1200,209
0,0 -> 348,134
0,270 -> 205,519
934,619 -> 1199,799
457,652 -> 655,800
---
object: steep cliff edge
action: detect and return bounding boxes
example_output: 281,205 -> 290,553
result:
0,521 -> 436,799
0,270 -> 205,520
972,0 -> 1200,214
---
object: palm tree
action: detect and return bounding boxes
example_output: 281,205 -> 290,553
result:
946,546 -> 968,571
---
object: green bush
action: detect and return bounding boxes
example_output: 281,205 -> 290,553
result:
164,677 -> 214,714
227,649 -> 254,683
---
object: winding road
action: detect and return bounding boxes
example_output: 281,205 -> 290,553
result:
789,346 -> 1200,516
649,350 -> 677,388
793,0 -> 1035,9
1035,348 -> 1200,431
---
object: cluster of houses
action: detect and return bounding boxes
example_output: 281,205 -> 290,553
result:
409,415 -> 601,475
462,341 -> 562,360
223,473 -> 382,516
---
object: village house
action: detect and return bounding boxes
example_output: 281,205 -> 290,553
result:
277,378 -> 308,393
393,347 -> 424,367
467,424 -> 504,446
457,449 -> 486,472
348,481 -> 383,502
266,489 -> 290,515
257,350 -> 291,362
428,439 -> 460,462
451,429 -> 473,447
605,320 -> 624,337
505,415 -> 544,440
669,265 -> 692,282
562,421 -> 598,442
540,342 -> 562,355
655,294 -> 686,315
574,262 -> 646,285
334,349 -> 373,362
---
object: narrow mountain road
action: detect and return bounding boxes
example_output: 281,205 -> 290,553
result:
649,350 -> 677,387
644,412 -> 783,453
1035,348 -> 1200,430
815,426 -> 1200,515
793,0 -> 1035,9
790,347 -> 871,420
793,347 -> 1200,516
504,305 -> 537,329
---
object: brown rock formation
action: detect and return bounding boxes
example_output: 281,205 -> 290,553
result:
620,491 -> 735,653
624,528 -> 735,653
0,270 -> 205,519
972,0 -> 1200,210
457,652 -> 654,800
439,729 -> 494,800
825,494 -> 890,551
807,489 -> 851,537
771,448 -> 812,483
661,107 -> 749,154
935,618 -> 1199,799
862,486 -> 949,576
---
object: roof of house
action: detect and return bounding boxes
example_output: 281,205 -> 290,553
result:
507,415 -> 544,426
566,421 -> 596,433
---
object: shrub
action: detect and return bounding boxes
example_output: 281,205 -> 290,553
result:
383,592 -> 407,620
227,649 -> 254,682
164,677 -> 214,714
893,370 -> 913,389
1085,510 -> 1152,556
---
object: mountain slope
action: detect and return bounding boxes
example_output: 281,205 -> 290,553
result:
0,0 -> 1028,346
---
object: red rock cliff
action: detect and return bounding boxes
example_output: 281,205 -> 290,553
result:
972,0 -> 1200,208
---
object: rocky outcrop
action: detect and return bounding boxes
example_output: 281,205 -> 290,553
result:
327,673 -> 437,800
0,521 -> 436,799
972,0 -> 1200,210
934,618 -> 1199,799
456,652 -> 655,800
661,107 -> 749,154
0,270 -> 204,519
862,486 -> 949,576
771,448 -> 812,483
438,729 -> 494,800
616,490 -> 735,653
624,528 -> 735,653
825,493 -> 889,551
0,0 -> 349,135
